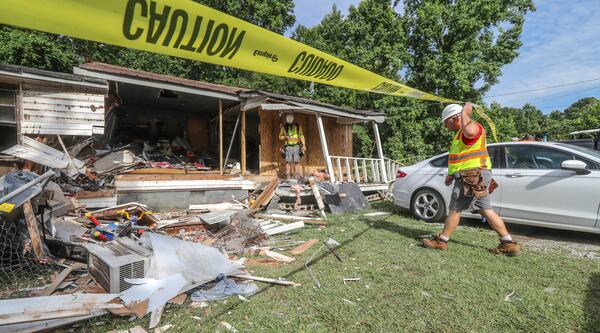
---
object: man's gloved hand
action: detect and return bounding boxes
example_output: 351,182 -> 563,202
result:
445,175 -> 454,186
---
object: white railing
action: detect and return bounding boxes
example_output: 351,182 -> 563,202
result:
329,156 -> 388,184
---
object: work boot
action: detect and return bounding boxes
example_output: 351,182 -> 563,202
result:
490,240 -> 521,257
421,234 -> 448,251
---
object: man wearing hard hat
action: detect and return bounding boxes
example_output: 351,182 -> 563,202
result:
279,113 -> 306,179
422,103 -> 521,256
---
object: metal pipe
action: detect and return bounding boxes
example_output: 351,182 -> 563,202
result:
223,112 -> 241,170
0,170 -> 56,205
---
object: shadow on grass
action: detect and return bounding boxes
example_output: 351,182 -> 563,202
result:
203,224 -> 373,322
584,273 -> 600,332
361,211 -> 489,250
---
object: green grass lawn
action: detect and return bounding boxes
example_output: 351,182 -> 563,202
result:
87,202 -> 600,333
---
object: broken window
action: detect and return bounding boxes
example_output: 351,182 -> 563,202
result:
0,85 -> 17,150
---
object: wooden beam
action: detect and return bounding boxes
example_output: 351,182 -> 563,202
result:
22,200 -> 44,259
373,122 -> 388,183
240,110 -> 246,175
219,99 -> 223,175
40,263 -> 86,296
315,113 -> 335,183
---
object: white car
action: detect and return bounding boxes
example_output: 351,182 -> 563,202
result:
393,141 -> 600,234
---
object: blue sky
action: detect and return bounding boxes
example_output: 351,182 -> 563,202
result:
291,0 -> 600,113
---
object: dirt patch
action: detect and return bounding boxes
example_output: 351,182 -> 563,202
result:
513,234 -> 600,260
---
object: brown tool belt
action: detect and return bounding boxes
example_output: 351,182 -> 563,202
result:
458,168 -> 497,199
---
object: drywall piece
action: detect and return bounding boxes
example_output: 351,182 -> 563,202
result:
120,274 -> 186,316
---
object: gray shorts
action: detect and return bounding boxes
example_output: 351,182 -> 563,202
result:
449,169 -> 493,212
285,145 -> 300,163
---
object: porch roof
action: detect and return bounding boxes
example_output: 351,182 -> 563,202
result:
0,63 -> 107,89
239,90 -> 386,123
74,62 -> 246,101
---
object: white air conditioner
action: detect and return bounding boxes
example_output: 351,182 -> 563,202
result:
85,237 -> 152,293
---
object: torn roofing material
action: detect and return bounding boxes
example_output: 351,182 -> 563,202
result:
75,62 -> 246,101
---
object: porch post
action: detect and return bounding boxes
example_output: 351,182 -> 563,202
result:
316,113 -> 336,183
372,122 -> 388,183
219,99 -> 223,175
240,110 -> 246,175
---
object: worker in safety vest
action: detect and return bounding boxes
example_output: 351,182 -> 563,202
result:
279,113 -> 306,179
422,103 -> 521,256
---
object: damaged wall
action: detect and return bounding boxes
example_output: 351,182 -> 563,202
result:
258,109 -> 352,177
21,82 -> 106,136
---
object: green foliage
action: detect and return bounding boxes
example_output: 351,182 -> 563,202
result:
2,0 -> 596,163
0,26 -> 79,72
403,0 -> 535,101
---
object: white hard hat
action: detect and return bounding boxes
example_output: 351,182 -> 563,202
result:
441,104 -> 463,122
286,114 -> 294,124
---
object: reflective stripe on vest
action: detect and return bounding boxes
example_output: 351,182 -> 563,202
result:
448,128 -> 491,174
285,124 -> 301,145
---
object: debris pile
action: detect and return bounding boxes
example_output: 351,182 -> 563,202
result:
0,136 -> 381,332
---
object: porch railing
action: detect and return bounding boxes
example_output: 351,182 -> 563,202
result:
329,156 -> 389,184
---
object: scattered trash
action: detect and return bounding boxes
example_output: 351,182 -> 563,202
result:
420,290 -> 433,298
363,211 -> 389,217
0,126 -> 374,332
543,287 -> 558,294
220,321 -> 238,332
190,274 -> 258,302
343,278 -> 361,284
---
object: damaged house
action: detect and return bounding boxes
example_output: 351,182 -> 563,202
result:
1,62 -> 397,209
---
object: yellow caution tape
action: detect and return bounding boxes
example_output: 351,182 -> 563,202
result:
473,104 -> 499,143
0,203 -> 16,214
0,0 -> 458,103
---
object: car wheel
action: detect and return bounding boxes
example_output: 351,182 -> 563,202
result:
411,189 -> 446,223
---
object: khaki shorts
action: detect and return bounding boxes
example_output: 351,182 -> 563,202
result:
285,145 -> 300,163
449,169 -> 493,212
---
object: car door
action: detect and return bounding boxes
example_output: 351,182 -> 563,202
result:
497,144 -> 600,227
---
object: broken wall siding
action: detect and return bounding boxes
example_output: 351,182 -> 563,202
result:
21,83 -> 105,136
258,108 -> 352,177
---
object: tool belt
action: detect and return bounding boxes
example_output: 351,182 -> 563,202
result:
456,168 -> 498,198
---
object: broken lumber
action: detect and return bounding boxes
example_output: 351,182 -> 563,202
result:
148,305 -> 164,330
250,179 -> 278,209
40,262 -> 86,296
255,214 -> 322,222
231,274 -> 300,287
264,222 -> 305,236
308,177 -> 327,219
265,250 -> 295,263
290,239 -> 319,255
22,200 -> 44,259
0,294 -> 120,326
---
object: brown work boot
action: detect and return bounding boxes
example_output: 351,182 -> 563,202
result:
490,240 -> 521,257
421,234 -> 448,251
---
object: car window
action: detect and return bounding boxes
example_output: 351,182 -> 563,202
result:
430,155 -> 448,167
505,146 -> 573,169
488,147 -> 499,169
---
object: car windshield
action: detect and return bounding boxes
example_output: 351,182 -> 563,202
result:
556,143 -> 600,160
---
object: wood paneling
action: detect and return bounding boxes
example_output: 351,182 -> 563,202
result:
258,109 -> 352,177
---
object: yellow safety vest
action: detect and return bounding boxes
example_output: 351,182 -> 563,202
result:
279,124 -> 304,146
448,127 -> 491,174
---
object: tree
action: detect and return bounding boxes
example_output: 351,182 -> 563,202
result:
403,0 -> 535,101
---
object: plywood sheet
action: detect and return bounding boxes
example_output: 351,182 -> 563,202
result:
258,109 -> 352,177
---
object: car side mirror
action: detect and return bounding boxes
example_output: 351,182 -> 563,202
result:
561,160 -> 591,175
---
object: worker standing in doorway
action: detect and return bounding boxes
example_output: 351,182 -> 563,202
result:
279,113 -> 306,179
422,103 -> 521,256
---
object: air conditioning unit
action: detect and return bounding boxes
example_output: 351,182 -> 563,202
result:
85,237 -> 152,293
